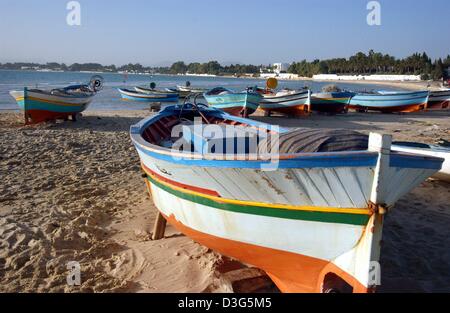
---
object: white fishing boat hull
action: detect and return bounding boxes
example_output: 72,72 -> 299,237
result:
259,90 -> 311,116
131,106 -> 443,293
392,144 -> 450,182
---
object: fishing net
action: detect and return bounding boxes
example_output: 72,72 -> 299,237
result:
258,128 -> 369,154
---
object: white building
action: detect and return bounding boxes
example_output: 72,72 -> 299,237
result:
273,63 -> 290,74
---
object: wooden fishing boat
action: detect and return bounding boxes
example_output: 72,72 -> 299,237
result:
163,88 -> 190,99
9,76 -> 103,124
259,89 -> 311,117
392,142 -> 450,182
203,87 -> 261,117
135,86 -> 179,95
349,91 -> 429,113
427,89 -> 450,109
174,86 -> 207,99
177,85 -> 207,93
310,92 -> 354,114
130,103 -> 443,293
118,88 -> 179,102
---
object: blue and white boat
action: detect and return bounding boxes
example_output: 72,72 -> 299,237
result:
130,103 -> 443,293
118,88 -> 179,102
349,90 -> 429,113
203,87 -> 261,117
259,89 -> 311,117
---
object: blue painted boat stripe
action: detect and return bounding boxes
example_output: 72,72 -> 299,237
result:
135,144 -> 378,169
390,153 -> 443,170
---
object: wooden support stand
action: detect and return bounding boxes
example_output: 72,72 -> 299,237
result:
152,212 -> 167,240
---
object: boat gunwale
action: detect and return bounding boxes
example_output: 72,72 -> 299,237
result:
10,89 -> 95,101
130,107 -> 443,169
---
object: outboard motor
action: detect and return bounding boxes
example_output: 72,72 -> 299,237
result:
89,75 -> 104,92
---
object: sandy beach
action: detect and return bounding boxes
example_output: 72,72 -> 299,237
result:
0,108 -> 449,293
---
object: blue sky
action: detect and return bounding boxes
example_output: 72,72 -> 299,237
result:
1,0 -> 449,66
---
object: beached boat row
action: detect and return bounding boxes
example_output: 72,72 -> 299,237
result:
200,79 -> 449,117
114,77 -> 450,117
130,102 -> 447,293
9,77 -> 450,125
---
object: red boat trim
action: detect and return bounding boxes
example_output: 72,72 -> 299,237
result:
142,163 -> 221,197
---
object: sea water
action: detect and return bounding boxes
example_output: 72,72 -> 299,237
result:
0,70 -> 402,111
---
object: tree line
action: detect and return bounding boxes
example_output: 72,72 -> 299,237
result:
288,50 -> 450,80
0,61 -> 260,76
0,62 -> 157,73
1,50 -> 449,80
166,61 -> 260,76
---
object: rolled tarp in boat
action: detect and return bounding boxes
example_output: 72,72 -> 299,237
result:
258,128 -> 369,154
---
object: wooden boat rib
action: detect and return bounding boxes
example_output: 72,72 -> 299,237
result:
349,91 -> 429,113
259,89 -> 311,117
118,88 -> 179,102
427,89 -> 450,109
203,87 -> 262,117
130,104 -> 443,293
310,92 -> 354,114
9,77 -> 102,124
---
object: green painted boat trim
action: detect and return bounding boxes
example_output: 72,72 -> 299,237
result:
311,98 -> 351,105
146,175 -> 370,226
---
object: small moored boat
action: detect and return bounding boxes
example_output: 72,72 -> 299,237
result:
177,85 -> 207,93
130,103 -> 443,293
134,86 -> 178,95
9,76 -> 103,124
259,89 -> 311,117
349,91 -> 429,113
427,89 -> 450,109
203,87 -> 261,117
118,88 -> 179,102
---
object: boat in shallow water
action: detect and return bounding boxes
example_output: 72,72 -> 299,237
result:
349,91 -> 429,113
130,103 -> 443,293
177,85 -> 207,93
259,89 -> 311,117
427,89 -> 450,109
203,87 -> 261,117
9,76 -> 103,124
118,88 -> 179,102
310,91 -> 354,114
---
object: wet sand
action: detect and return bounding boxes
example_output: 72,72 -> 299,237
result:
0,109 -> 449,293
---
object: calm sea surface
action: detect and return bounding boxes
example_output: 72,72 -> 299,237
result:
0,70 -> 404,111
